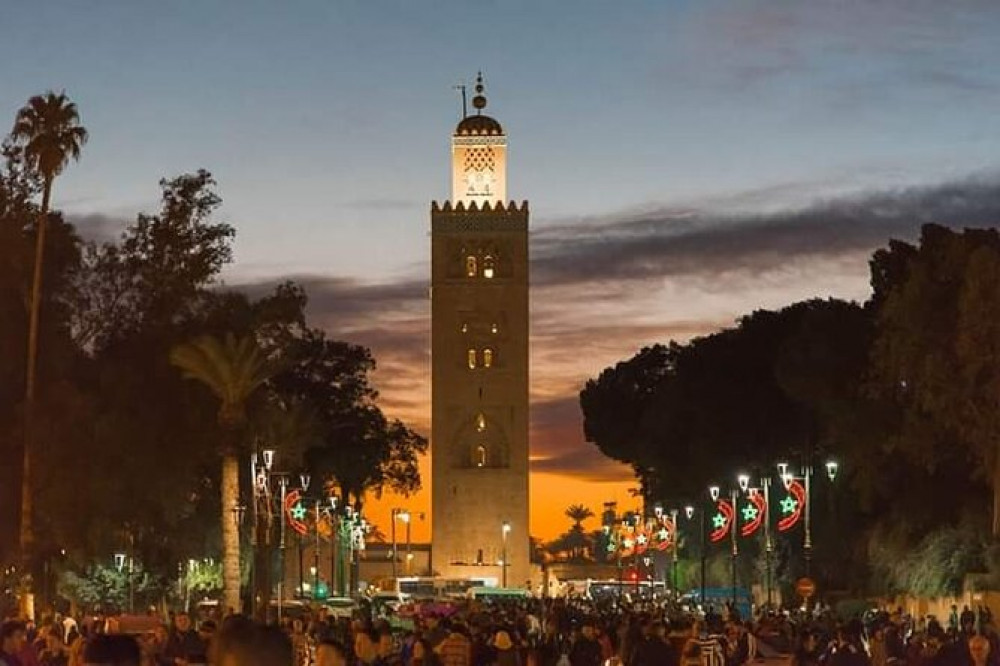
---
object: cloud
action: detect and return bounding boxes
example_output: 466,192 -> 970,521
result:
532,177 -> 1000,288
528,396 -> 632,482
233,175 -> 1000,483
65,212 -> 128,243
664,1 -> 1000,97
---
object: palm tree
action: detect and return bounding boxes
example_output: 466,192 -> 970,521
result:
564,505 -> 595,560
11,91 -> 87,605
565,504 -> 594,530
170,334 -> 280,615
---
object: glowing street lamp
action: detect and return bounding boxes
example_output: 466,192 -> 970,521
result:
501,521 -> 511,587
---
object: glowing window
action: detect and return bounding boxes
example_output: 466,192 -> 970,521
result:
483,348 -> 494,368
476,413 -> 487,432
467,349 -> 477,369
483,255 -> 495,279
491,323 -> 499,334
461,323 -> 468,334
466,256 -> 477,277
476,445 -> 488,468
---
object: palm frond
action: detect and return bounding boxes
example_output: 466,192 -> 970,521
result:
170,333 -> 281,425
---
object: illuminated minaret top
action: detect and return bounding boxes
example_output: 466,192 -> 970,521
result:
451,72 -> 507,206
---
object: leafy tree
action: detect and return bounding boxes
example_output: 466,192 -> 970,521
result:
10,92 -> 87,592
869,224 -> 1000,534
274,331 -> 428,506
57,563 -> 157,613
170,334 -> 281,615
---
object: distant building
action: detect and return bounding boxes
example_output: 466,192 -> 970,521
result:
430,73 -> 530,588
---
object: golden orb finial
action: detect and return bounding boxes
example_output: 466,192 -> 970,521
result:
472,70 -> 487,113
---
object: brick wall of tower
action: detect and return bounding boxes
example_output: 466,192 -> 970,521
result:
430,201 -> 530,588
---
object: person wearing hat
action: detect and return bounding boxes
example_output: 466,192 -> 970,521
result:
492,631 -> 521,666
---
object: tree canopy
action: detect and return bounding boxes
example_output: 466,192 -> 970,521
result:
580,224 -> 998,595
0,130 -> 426,608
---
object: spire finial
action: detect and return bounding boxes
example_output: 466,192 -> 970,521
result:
472,70 -> 487,115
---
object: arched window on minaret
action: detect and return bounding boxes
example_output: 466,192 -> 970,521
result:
475,445 -> 488,468
483,348 -> 494,368
467,348 -> 477,369
466,255 -> 478,277
482,255 -> 496,279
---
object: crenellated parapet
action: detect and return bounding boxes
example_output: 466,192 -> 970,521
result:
432,200 -> 528,214
431,199 -> 529,232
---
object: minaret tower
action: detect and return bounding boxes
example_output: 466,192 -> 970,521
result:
430,73 -> 530,587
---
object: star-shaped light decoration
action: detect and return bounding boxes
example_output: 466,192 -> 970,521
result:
607,542 -> 617,553
291,502 -> 308,521
658,528 -> 670,541
742,505 -> 759,521
780,496 -> 798,515
623,538 -> 635,549
712,513 -> 727,529
636,534 -> 648,546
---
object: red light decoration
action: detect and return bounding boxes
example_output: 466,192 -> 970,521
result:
740,491 -> 767,537
777,479 -> 806,532
284,488 -> 308,536
709,499 -> 734,543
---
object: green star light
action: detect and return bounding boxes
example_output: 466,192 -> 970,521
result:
712,513 -> 727,529
742,505 -> 759,521
780,496 -> 797,514
291,502 -> 308,521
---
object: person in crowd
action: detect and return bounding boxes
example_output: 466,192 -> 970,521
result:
411,637 -> 442,666
629,620 -> 678,666
163,613 -> 203,666
82,635 -> 141,666
215,624 -> 292,666
567,620 -> 601,666
37,628 -> 66,666
1,622 -> 28,666
436,620 -> 472,666
314,639 -> 348,666
491,631 -> 520,666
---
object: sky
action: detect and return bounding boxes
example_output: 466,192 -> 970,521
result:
3,0 -> 1000,542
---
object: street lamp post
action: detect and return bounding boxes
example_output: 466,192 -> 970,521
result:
501,521 -> 511,587
762,476 -> 773,608
390,509 -> 398,580
709,483 -> 740,611
778,459 -> 839,579
401,511 -> 412,573
390,509 -> 412,580
685,504 -> 707,607
250,446 -> 286,621
670,508 -> 679,594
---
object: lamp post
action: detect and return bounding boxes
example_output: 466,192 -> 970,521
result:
251,446 -> 294,621
762,476 -> 773,608
501,521 -> 511,588
778,459 -> 838,577
653,504 -> 681,595
390,509 -> 412,580
400,511 -> 412,573
298,473 -> 324,602
709,483 -> 740,610
685,504 -> 707,607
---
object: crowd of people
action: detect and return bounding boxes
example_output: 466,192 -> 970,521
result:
2,598 -> 999,666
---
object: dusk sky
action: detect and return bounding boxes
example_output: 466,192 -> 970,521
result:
5,0 -> 1000,540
